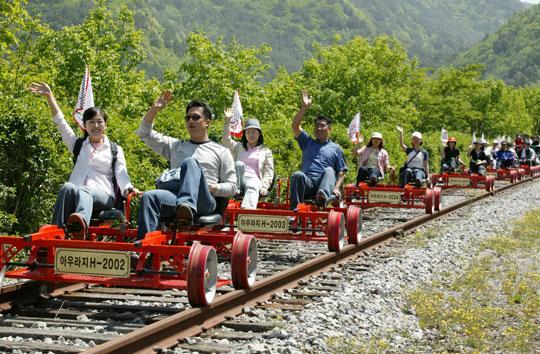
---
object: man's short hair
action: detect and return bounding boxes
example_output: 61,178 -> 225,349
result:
315,115 -> 332,126
186,100 -> 214,120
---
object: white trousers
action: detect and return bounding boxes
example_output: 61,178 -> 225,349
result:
235,161 -> 262,209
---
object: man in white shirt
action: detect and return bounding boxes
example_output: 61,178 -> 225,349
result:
136,91 -> 237,240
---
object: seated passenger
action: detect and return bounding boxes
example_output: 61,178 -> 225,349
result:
531,136 -> 540,156
519,139 -> 538,166
289,91 -> 347,210
136,91 -> 236,240
397,126 -> 430,188
354,132 -> 393,186
489,140 -> 500,169
222,110 -> 274,209
29,82 -> 136,239
468,141 -> 488,176
440,137 -> 463,173
495,141 -> 516,169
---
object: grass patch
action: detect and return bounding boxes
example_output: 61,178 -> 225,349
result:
406,209 -> 540,352
403,226 -> 442,249
327,336 -> 390,353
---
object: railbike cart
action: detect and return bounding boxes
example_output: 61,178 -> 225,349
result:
217,178 -> 362,252
519,164 -> 540,177
343,181 -> 442,214
0,194 -> 257,306
430,172 -> 495,192
486,167 -> 526,183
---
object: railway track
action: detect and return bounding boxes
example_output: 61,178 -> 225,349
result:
0,176 -> 535,353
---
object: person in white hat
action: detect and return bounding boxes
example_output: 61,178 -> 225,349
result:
223,110 -> 274,209
485,139 -> 499,169
354,132 -> 394,186
397,126 -> 430,188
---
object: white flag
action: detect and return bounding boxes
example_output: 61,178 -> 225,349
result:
481,133 -> 485,142
441,128 -> 448,143
472,131 -> 476,143
230,90 -> 243,138
348,112 -> 361,142
73,65 -> 94,131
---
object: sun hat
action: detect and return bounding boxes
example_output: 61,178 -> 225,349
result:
243,118 -> 261,131
447,137 -> 457,143
411,131 -> 422,139
371,132 -> 383,139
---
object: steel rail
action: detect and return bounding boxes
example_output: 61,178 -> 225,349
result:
86,175 -> 538,354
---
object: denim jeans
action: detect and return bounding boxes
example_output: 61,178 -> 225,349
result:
356,167 -> 381,184
441,157 -> 458,172
52,182 -> 114,228
469,163 -> 486,176
137,157 -> 216,239
289,167 -> 336,210
498,160 -> 514,169
399,168 -> 426,187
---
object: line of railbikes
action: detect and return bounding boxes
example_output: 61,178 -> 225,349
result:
1,164 -> 538,306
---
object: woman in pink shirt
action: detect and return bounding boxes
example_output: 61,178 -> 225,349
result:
223,109 -> 274,209
354,132 -> 393,186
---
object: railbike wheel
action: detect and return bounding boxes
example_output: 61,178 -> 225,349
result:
433,187 -> 442,212
187,242 -> 218,307
231,232 -> 258,290
485,176 -> 494,192
327,210 -> 346,252
346,206 -> 362,244
510,171 -> 517,183
424,189 -> 434,214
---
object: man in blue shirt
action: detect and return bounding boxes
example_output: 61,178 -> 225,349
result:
495,140 -> 517,168
289,91 -> 347,210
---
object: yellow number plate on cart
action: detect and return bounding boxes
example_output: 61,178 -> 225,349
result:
55,248 -> 130,278
448,177 -> 470,186
368,190 -> 402,204
238,214 -> 289,233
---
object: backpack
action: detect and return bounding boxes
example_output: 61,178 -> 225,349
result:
73,137 -> 125,210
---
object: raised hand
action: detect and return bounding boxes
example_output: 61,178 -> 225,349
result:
224,107 -> 233,121
301,90 -> 312,108
28,82 -> 52,96
152,90 -> 172,111
396,125 -> 403,133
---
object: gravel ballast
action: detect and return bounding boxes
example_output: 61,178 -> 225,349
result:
181,179 -> 540,353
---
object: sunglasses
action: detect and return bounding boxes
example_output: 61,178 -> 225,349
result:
185,114 -> 203,121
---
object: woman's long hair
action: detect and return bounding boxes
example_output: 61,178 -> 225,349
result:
241,129 -> 264,150
366,138 -> 384,150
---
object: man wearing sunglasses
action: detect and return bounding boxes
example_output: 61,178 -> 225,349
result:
289,91 -> 347,210
135,91 -> 237,240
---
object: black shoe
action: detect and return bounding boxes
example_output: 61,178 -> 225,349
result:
176,203 -> 194,224
130,252 -> 139,270
414,179 -> 422,188
315,193 -> 327,206
368,176 -> 377,187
